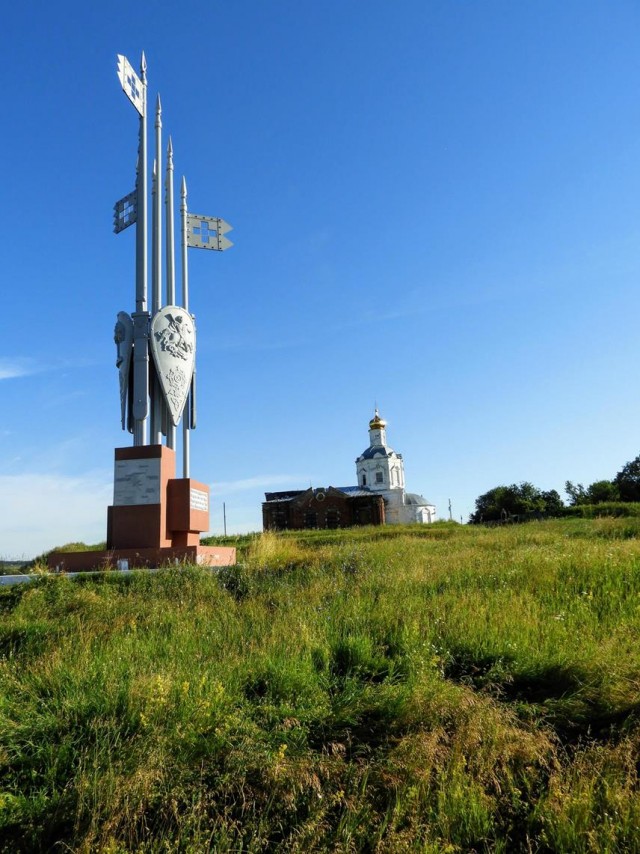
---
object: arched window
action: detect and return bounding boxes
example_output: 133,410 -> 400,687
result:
362,474 -> 367,486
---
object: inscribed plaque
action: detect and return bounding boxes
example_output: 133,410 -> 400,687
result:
114,459 -> 161,505
190,488 -> 209,512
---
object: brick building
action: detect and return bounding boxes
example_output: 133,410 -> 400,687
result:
263,486 -> 385,531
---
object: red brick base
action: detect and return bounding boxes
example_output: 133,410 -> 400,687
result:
48,446 -> 235,572
47,545 -> 236,572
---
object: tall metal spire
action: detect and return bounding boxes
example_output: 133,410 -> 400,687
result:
181,174 -> 191,476
152,95 -> 162,314
164,136 -> 176,449
149,94 -> 163,445
165,136 -> 176,306
135,51 -> 148,315
151,157 -> 158,314
131,50 -> 149,446
181,176 -> 188,311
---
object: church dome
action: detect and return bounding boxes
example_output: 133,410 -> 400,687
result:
369,408 -> 386,430
405,492 -> 432,507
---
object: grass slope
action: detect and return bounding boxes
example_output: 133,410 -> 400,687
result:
1,519 -> 640,852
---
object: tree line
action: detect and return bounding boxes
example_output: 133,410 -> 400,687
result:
469,453 -> 640,524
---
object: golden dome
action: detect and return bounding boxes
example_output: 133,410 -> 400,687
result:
369,408 -> 387,430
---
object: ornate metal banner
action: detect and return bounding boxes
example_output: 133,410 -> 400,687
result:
113,190 -> 137,234
186,214 -> 233,251
117,54 -> 145,116
149,306 -> 195,426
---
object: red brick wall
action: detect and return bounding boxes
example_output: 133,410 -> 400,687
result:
263,488 -> 384,530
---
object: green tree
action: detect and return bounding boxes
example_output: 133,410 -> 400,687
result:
469,482 -> 562,524
565,481 -> 587,506
541,489 -> 565,516
586,480 -> 619,504
614,455 -> 640,502
565,479 -> 619,505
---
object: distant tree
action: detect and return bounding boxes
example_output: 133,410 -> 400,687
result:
565,479 -> 619,506
565,481 -> 587,506
540,489 -> 565,516
586,480 -> 619,504
614,455 -> 640,502
469,482 -> 561,524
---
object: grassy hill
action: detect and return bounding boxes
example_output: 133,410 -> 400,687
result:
1,519 -> 640,851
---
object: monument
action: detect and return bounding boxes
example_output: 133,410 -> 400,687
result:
49,53 -> 236,571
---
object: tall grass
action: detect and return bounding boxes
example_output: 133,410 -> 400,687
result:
1,518 -> 640,850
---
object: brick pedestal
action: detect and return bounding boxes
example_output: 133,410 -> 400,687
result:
48,445 -> 235,572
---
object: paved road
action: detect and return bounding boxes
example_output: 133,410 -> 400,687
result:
0,567 -> 167,586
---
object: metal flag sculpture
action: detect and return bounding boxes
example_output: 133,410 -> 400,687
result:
113,190 -> 137,234
113,51 -> 233,476
186,214 -> 233,251
117,54 -> 145,116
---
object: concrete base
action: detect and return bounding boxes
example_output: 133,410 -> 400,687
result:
47,545 -> 236,572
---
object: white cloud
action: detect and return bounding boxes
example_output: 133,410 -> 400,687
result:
0,358 -> 36,380
0,473 -> 112,559
0,356 -> 98,382
211,474 -> 308,495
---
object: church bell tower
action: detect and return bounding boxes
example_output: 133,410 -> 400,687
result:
368,409 -> 387,446
356,409 -> 405,492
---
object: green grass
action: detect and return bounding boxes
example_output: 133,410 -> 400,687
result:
2,519 -> 640,851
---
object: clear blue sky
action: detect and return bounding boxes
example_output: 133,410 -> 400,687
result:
2,1 -> 640,556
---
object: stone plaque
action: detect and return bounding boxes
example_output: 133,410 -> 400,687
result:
190,488 -> 209,512
114,458 -> 161,505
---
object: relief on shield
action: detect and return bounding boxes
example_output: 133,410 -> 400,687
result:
114,311 -> 134,430
150,306 -> 196,426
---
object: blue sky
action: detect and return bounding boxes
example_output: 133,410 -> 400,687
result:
2,1 -> 640,556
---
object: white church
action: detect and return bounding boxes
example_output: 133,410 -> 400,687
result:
354,409 -> 436,524
263,409 -> 436,530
